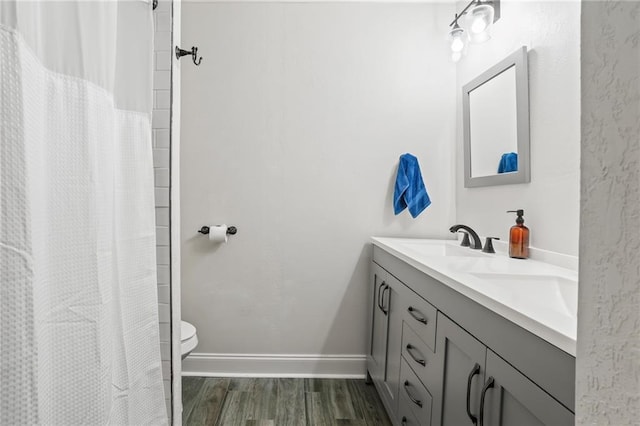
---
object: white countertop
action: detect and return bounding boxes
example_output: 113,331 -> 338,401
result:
372,237 -> 578,356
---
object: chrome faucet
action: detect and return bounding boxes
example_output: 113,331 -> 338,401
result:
449,224 -> 482,250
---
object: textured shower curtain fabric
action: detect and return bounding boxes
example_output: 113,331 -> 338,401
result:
0,1 -> 167,425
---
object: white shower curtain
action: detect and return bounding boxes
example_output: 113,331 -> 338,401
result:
0,1 -> 167,424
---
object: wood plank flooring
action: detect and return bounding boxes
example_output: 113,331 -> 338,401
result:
182,377 -> 392,426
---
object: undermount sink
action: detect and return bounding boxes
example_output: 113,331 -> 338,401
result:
469,272 -> 578,320
395,240 -> 488,258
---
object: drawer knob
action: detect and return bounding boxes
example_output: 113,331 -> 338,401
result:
407,306 -> 428,324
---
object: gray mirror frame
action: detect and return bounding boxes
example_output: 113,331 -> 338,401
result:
462,46 -> 530,188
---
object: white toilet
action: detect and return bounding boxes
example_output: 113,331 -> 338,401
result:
181,321 -> 198,360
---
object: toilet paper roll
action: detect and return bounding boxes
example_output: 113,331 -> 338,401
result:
208,224 -> 228,243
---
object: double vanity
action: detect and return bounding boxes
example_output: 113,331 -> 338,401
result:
367,237 -> 577,426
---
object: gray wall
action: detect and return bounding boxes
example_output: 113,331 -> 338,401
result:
179,2 -> 456,374
152,0 -> 173,417
577,1 -> 640,423
455,0 -> 581,256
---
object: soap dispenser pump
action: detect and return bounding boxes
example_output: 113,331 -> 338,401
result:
507,209 -> 529,259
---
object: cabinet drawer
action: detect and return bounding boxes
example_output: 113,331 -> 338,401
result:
398,390 -> 424,426
401,294 -> 437,352
401,322 -> 438,391
400,358 -> 433,426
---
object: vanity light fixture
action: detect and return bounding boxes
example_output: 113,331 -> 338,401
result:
448,0 -> 500,59
448,14 -> 467,62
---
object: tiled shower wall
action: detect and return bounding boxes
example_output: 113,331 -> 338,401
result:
152,0 -> 173,418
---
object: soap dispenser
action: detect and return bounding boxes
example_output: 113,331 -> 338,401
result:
507,209 -> 529,259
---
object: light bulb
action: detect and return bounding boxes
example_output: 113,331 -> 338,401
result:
451,37 -> 465,53
471,16 -> 488,34
448,26 -> 466,54
451,51 -> 462,63
466,2 -> 495,43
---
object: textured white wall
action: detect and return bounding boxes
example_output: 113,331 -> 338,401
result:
180,2 -> 455,367
455,1 -> 581,255
577,1 -> 640,423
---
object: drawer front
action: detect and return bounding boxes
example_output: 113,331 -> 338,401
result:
398,390 -> 424,426
401,322 -> 438,391
401,294 -> 437,352
400,358 -> 433,426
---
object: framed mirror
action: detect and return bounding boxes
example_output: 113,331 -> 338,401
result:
463,46 -> 530,188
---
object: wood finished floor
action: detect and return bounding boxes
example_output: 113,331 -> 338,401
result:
182,377 -> 393,426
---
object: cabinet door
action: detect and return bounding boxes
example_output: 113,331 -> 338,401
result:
434,313 -> 486,426
382,275 -> 403,414
480,350 -> 574,426
368,262 -> 389,385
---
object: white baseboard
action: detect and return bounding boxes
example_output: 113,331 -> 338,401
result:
181,352 -> 368,379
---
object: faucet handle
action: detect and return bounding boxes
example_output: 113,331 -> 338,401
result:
458,231 -> 471,247
482,237 -> 500,254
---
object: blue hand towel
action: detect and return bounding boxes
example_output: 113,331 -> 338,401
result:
498,152 -> 518,173
393,153 -> 431,218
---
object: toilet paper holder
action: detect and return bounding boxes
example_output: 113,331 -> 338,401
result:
198,225 -> 237,236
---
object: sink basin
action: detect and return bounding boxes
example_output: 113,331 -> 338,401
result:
396,240 -> 488,258
469,272 -> 578,320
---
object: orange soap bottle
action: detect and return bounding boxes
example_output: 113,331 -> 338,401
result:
507,209 -> 529,259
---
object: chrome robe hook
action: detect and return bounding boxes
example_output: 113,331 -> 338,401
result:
175,46 -> 202,66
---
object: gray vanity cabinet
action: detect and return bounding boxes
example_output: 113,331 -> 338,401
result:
370,249 -> 575,426
368,262 -> 403,418
435,314 -> 573,426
